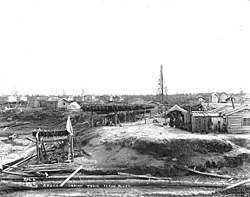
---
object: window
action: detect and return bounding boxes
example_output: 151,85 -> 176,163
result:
243,118 -> 250,126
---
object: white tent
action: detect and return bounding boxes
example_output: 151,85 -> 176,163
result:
67,102 -> 81,110
166,104 -> 188,123
167,104 -> 187,114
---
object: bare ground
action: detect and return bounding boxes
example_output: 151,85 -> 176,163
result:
1,109 -> 250,196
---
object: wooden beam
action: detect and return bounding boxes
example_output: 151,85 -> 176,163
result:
174,164 -> 233,179
223,178 -> 250,191
114,111 -> 118,126
118,172 -> 171,180
60,165 -> 83,187
90,111 -> 93,128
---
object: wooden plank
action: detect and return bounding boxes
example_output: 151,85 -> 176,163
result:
1,178 -> 231,189
60,165 -> 83,187
222,178 -> 250,191
90,111 -> 93,128
174,164 -> 233,179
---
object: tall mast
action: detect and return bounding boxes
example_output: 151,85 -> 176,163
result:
160,65 -> 164,104
157,65 -> 165,104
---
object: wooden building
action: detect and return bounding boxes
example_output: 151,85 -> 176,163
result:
210,92 -> 229,103
0,95 -> 18,108
73,96 -> 84,104
211,93 -> 219,103
243,94 -> 250,105
84,95 -> 96,103
58,98 -> 69,109
220,106 -> 250,133
190,111 -> 221,133
165,104 -> 188,128
219,92 -> 228,103
46,97 -> 59,109
35,97 -> 47,108
47,97 -> 69,109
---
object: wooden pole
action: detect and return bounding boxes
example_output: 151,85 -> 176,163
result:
118,172 -> 171,180
174,164 -> 232,179
4,179 -> 230,189
231,97 -> 235,109
90,111 -> 93,128
70,136 -> 74,161
1,170 -> 33,177
223,178 -> 250,191
60,165 -> 83,187
36,136 -> 40,164
67,134 -> 74,162
115,111 -> 118,126
161,65 -> 164,104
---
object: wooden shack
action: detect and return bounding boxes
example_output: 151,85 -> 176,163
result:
165,104 -> 188,128
211,93 -> 219,103
219,92 -> 228,103
46,97 -> 60,109
222,106 -> 250,133
190,111 -> 221,133
35,97 -> 47,108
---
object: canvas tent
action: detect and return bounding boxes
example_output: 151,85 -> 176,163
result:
165,104 -> 189,128
67,102 -> 81,110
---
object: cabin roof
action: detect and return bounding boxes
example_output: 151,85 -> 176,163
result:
192,111 -> 220,117
210,105 -> 250,116
167,104 -> 187,114
47,97 -> 60,102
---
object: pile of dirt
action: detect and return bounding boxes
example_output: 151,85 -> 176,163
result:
0,108 -> 66,122
0,137 -> 34,166
78,123 -> 250,177
0,108 -> 88,134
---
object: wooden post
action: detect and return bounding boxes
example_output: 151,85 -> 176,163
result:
39,141 -> 45,164
60,165 -> 83,187
70,135 -> 74,161
231,97 -> 235,109
41,139 -> 47,159
90,111 -> 93,128
67,134 -> 74,162
36,130 -> 42,164
115,111 -> 118,126
36,137 -> 40,164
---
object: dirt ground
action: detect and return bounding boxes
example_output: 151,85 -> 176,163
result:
74,121 -> 250,178
1,108 -> 250,196
1,117 -> 250,178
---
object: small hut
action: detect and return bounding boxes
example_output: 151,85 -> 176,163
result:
67,102 -> 81,110
165,104 -> 188,129
220,106 -> 250,133
190,111 -> 221,133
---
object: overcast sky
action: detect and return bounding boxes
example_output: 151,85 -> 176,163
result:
0,0 -> 250,96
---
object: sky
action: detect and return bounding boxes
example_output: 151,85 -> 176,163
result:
0,0 -> 250,96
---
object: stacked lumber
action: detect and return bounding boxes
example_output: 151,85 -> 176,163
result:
97,109 -> 152,115
81,103 -> 154,112
0,121 -> 30,128
32,129 -> 69,138
2,161 -> 250,194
